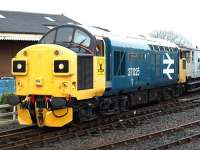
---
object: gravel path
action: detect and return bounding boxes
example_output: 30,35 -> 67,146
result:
29,104 -> 200,150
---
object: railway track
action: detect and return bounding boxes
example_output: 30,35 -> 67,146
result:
88,119 -> 200,150
0,126 -> 35,137
1,94 -> 200,150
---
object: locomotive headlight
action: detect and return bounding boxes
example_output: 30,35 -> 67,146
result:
54,60 -> 69,75
12,59 -> 27,75
17,64 -> 22,70
58,63 -> 65,70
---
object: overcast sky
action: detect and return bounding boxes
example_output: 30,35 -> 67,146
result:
1,0 -> 200,47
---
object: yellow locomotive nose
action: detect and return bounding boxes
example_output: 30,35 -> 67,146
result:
13,44 -> 76,97
12,44 -> 77,127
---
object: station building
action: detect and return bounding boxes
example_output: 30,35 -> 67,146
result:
0,10 -> 78,77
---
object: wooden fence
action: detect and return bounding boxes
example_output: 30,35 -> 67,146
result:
0,104 -> 17,124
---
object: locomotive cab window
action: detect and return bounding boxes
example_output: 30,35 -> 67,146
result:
74,29 -> 91,47
72,29 -> 93,54
39,25 -> 96,54
96,39 -> 105,56
40,30 -> 56,44
55,27 -> 74,43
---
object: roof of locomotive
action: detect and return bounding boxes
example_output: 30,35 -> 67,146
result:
39,24 -> 178,52
81,25 -> 178,50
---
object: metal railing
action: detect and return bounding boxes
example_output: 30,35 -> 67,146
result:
0,104 -> 17,124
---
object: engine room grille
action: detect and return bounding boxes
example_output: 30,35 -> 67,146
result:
77,56 -> 93,90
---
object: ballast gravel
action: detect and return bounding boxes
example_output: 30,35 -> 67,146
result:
29,103 -> 200,150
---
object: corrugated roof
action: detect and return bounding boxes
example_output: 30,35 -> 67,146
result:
0,10 -> 79,34
0,33 -> 42,41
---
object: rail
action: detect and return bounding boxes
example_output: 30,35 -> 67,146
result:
88,119 -> 200,150
1,96 -> 200,150
0,104 -> 17,124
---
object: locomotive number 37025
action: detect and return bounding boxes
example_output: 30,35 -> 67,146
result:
128,67 -> 140,76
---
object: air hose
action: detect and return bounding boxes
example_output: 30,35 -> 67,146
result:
52,107 -> 69,118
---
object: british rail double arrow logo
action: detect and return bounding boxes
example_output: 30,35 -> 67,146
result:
163,53 -> 174,80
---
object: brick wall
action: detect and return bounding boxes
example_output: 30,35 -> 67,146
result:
0,41 -> 36,77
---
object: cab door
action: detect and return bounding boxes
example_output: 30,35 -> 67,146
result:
94,37 -> 106,96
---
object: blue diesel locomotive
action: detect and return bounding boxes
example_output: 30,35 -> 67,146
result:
9,24 -> 185,127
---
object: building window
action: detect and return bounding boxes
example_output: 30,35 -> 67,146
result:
114,51 -> 126,76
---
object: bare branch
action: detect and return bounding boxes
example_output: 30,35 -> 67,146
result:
150,30 -> 192,47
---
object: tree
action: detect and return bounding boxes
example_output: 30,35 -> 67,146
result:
150,30 -> 193,47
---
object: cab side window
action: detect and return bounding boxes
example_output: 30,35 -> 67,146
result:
96,40 -> 104,56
